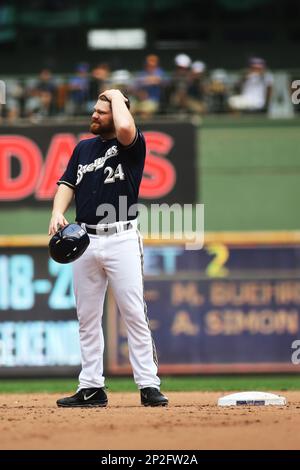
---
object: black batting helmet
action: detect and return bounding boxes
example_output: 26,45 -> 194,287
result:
49,223 -> 90,264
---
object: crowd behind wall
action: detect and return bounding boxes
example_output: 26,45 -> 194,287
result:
0,52 -> 297,123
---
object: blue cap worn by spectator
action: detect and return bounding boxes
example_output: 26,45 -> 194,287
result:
76,62 -> 89,73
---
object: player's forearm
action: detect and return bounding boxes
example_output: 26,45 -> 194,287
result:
52,184 -> 74,215
110,92 -> 136,144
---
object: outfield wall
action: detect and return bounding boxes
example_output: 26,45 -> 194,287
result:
200,117 -> 300,231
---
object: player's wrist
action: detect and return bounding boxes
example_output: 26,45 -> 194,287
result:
110,89 -> 127,102
52,209 -> 64,216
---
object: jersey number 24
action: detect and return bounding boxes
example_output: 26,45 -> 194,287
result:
103,163 -> 125,184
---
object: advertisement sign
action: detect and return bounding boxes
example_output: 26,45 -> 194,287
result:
0,247 -> 79,372
1,239 -> 300,375
0,122 -> 197,205
107,243 -> 300,374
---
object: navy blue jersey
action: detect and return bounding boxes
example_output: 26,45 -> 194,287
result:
57,129 -> 146,224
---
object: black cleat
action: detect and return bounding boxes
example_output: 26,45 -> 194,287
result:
56,387 -> 108,408
140,387 -> 169,407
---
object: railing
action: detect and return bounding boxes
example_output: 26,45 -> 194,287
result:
1,70 -> 298,122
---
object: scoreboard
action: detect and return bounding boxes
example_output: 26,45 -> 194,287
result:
1,233 -> 300,375
107,240 -> 300,373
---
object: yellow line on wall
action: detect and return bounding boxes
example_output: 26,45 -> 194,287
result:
0,231 -> 300,247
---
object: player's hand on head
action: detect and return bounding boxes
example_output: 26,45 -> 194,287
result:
100,89 -> 128,103
48,212 -> 69,236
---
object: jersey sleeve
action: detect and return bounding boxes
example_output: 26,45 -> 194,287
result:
118,128 -> 146,160
57,144 -> 79,189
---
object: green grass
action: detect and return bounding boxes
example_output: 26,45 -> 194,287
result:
1,375 -> 300,394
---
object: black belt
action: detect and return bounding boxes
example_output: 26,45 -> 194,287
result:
82,222 -> 133,235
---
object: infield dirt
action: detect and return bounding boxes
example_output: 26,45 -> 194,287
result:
0,391 -> 299,450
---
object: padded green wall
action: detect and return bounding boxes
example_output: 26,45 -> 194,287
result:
200,118 -> 300,231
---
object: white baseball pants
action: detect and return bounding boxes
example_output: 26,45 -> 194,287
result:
72,221 -> 160,390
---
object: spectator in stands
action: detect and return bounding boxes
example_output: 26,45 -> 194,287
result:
228,57 -> 273,113
0,78 -> 24,122
87,63 -> 111,113
24,69 -> 56,120
55,76 -> 69,117
167,53 -> 192,114
110,69 -> 133,96
207,69 -> 229,113
132,54 -> 167,118
185,60 -> 208,115
36,69 -> 57,116
67,62 -> 90,115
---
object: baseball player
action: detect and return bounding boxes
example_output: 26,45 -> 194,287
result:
48,89 -> 168,407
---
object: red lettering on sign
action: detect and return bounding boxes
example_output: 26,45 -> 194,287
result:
0,131 -> 177,202
0,136 -> 42,200
37,134 -> 77,199
141,131 -> 176,198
